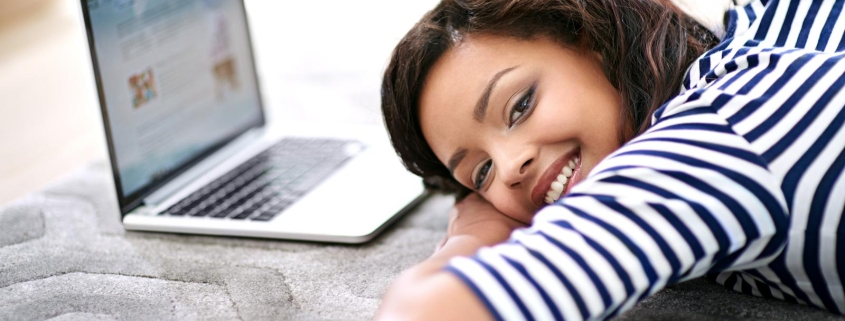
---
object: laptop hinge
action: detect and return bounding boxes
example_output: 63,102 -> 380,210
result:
143,128 -> 265,208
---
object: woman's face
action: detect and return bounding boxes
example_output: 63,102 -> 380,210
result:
419,35 -> 624,223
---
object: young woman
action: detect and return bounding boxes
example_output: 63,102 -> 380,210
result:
378,0 -> 845,320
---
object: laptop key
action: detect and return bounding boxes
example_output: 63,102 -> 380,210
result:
191,209 -> 211,217
267,204 -> 288,214
251,214 -> 276,222
206,203 -> 230,217
162,137 -> 359,221
232,210 -> 254,220
252,208 -> 281,221
168,209 -> 187,216
211,210 -> 231,218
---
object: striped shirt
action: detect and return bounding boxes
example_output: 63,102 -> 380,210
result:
445,0 -> 845,319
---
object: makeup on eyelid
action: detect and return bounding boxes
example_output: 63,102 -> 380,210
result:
472,83 -> 540,190
419,35 -> 624,221
507,84 -> 537,127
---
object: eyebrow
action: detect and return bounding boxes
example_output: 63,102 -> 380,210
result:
447,148 -> 468,174
473,66 -> 518,122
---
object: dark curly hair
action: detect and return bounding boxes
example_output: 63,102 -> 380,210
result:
381,0 -> 719,197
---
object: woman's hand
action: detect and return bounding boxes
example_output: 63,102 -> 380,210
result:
379,194 -> 528,321
435,193 -> 527,252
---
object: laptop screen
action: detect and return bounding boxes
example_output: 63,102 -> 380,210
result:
82,0 -> 264,211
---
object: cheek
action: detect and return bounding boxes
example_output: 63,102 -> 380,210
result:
536,87 -> 622,146
485,189 -> 535,223
529,99 -> 582,141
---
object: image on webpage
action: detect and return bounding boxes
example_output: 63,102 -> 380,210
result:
87,0 -> 262,197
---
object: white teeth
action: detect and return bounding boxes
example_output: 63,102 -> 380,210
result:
544,155 -> 580,205
559,176 -> 569,188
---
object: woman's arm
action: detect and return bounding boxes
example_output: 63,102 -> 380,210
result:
377,194 -> 526,321
380,103 -> 790,320
439,107 -> 790,320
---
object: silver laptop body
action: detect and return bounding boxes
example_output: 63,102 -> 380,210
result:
80,0 -> 427,243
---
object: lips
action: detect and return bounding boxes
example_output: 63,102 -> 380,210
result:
543,155 -> 580,204
531,150 -> 582,208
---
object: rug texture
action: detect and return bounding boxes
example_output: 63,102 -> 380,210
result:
1,163 -> 844,320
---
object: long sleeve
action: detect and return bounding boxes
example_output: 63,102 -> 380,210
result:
445,100 -> 790,320
445,1 -> 845,318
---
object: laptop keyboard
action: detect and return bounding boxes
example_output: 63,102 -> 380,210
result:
163,138 -> 361,221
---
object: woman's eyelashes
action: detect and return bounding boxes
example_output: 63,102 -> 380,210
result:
470,84 -> 537,190
473,159 -> 493,190
508,84 -> 537,127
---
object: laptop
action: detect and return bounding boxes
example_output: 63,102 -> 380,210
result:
79,0 -> 428,243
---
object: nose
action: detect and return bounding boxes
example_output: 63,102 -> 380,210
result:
495,147 -> 535,189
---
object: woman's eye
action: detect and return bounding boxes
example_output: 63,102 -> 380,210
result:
474,160 -> 492,190
509,85 -> 536,127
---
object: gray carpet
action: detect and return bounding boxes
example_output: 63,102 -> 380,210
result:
2,162 -> 844,320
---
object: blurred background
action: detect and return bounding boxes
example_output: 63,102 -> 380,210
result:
0,0 -> 730,206
0,0 -> 439,205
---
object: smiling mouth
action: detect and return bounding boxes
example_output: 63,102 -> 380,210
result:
543,153 -> 581,205
545,156 -> 581,204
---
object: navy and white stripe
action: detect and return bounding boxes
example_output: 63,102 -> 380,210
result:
447,0 -> 845,319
